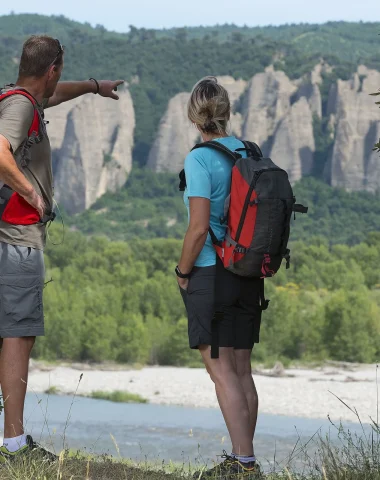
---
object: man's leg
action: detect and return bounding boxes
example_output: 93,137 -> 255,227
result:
200,345 -> 254,456
0,337 -> 35,438
234,349 -> 258,440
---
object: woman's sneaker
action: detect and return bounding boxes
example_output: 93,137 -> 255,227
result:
194,451 -> 262,479
0,435 -> 57,463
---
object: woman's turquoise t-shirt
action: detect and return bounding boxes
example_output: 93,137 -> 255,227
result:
184,136 -> 246,267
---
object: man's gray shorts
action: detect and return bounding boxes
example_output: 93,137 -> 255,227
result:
0,242 -> 44,338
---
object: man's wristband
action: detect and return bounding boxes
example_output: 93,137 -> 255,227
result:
175,265 -> 191,279
89,78 -> 100,94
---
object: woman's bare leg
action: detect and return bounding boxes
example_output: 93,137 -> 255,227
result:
234,349 -> 258,441
200,345 -> 254,456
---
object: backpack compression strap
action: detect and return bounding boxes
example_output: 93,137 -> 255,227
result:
236,141 -> 263,158
0,90 -> 41,141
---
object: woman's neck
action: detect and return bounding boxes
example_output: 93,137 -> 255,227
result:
201,131 -> 229,142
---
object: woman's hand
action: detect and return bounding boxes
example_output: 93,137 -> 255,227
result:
177,277 -> 189,291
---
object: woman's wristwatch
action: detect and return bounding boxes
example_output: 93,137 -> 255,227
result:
175,265 -> 191,279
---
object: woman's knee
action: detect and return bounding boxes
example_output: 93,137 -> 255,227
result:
200,350 -> 236,385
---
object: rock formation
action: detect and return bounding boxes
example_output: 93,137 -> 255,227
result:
147,77 -> 247,173
146,92 -> 198,173
45,64 -> 380,215
324,66 -> 380,192
242,67 -> 298,151
46,89 -> 135,214
270,97 -> 315,181
148,63 -> 380,191
148,67 -> 319,183
241,66 -> 316,182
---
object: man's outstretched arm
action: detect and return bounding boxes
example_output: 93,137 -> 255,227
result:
45,79 -> 124,108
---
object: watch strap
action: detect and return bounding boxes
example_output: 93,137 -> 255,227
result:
175,265 -> 191,279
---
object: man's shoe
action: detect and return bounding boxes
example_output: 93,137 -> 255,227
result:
194,451 -> 262,479
0,435 -> 57,463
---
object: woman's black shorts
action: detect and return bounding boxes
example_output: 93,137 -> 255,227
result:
179,259 -> 262,350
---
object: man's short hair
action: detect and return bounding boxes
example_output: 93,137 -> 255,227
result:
19,35 -> 64,78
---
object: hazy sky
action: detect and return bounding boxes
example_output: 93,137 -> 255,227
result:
0,0 -> 378,31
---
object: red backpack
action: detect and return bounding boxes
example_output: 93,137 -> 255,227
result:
0,88 -> 52,225
180,140 -> 308,302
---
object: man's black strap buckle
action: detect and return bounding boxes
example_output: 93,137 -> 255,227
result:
41,212 -> 56,225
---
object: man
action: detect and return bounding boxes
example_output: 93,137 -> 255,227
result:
0,35 -> 123,461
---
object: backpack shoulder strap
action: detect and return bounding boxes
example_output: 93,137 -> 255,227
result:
0,89 -> 41,139
191,141 -> 242,163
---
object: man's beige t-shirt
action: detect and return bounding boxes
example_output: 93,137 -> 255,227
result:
0,87 -> 53,250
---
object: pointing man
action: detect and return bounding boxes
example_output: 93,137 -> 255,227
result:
0,35 -> 123,460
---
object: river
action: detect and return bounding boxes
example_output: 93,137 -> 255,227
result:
23,392 -> 370,472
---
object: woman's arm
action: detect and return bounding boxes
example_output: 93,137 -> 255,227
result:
177,197 -> 210,289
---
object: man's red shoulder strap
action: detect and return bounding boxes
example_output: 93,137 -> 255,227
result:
0,89 -> 40,138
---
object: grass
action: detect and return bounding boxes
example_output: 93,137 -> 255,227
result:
44,385 -> 60,395
88,390 -> 148,404
0,454 -> 190,480
1,411 -> 380,479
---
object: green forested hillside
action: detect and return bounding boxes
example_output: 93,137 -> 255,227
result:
1,15 -> 379,162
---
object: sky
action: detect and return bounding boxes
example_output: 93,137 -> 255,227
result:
0,0 -> 378,31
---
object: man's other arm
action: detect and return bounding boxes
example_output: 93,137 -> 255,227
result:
45,80 -> 125,108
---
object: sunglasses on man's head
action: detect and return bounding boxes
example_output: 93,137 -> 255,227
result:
50,39 -> 65,67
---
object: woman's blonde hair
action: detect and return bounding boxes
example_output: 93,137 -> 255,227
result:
188,76 -> 230,135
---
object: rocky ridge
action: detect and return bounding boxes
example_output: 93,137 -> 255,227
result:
45,66 -> 380,214
148,64 -> 380,191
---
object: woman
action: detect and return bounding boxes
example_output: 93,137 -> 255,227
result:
176,77 -> 262,478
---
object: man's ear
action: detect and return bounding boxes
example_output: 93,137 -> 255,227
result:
47,64 -> 57,80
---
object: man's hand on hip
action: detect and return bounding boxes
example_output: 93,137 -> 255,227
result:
22,190 -> 45,220
98,80 -> 125,100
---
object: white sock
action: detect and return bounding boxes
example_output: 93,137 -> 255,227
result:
232,453 -> 256,464
3,434 -> 27,453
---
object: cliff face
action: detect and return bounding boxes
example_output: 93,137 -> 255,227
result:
148,67 -> 318,183
146,92 -> 198,173
242,67 -> 315,182
148,68 -> 319,183
46,66 -> 380,215
46,89 -> 135,214
270,96 -> 315,181
147,76 -> 247,173
148,65 -> 380,192
325,66 -> 380,191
